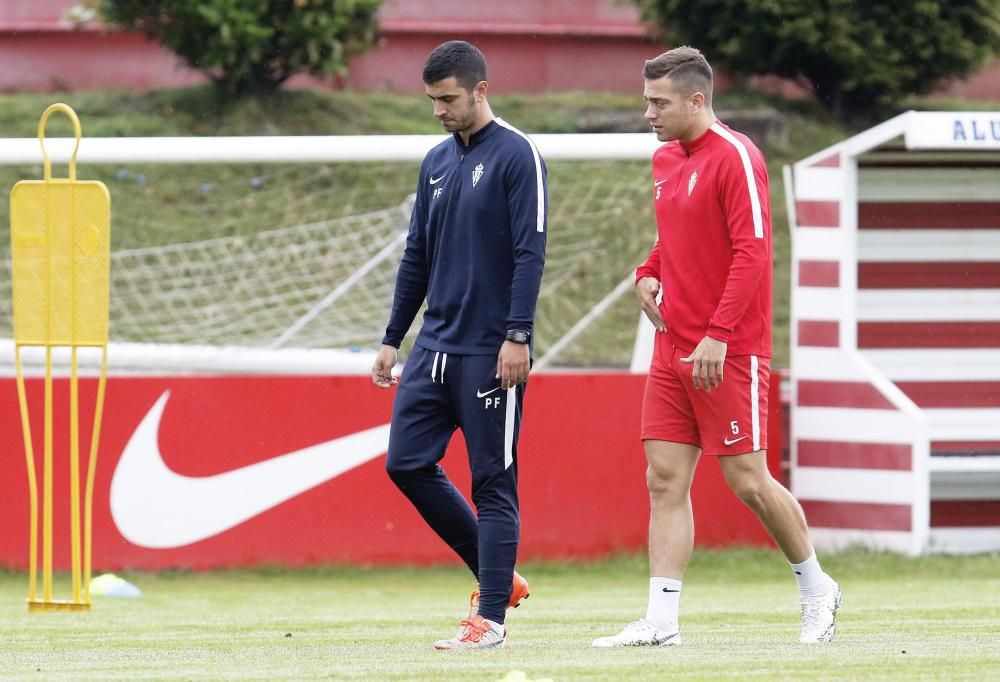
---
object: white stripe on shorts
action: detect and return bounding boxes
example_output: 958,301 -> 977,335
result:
504,386 -> 516,470
750,355 -> 760,451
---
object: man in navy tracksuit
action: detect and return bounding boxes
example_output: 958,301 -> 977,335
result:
372,40 -> 547,650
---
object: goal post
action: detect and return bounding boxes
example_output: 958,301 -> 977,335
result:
0,132 -> 660,375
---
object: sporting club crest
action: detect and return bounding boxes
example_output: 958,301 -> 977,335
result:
688,171 -> 698,196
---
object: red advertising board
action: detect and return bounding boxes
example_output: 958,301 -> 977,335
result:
0,374 -> 777,570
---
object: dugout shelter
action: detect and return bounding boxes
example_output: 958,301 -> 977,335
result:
786,111 -> 1000,555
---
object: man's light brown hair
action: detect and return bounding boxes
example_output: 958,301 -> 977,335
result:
643,46 -> 713,105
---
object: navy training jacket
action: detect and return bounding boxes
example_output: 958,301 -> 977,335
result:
382,118 -> 548,355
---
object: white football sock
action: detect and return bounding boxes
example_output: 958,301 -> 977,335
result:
645,577 -> 681,631
790,550 -> 832,597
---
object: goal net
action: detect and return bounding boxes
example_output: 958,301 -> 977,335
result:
0,134 -> 657,373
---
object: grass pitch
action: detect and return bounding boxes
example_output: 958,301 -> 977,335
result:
1,549 -> 998,681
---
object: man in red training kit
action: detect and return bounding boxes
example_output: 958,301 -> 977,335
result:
592,47 -> 841,648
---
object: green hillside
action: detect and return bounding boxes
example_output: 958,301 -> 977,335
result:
0,86 -> 991,365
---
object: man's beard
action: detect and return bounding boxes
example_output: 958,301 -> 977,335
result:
443,97 -> 478,132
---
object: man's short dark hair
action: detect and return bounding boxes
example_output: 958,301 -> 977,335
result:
643,46 -> 713,105
423,40 -> 488,90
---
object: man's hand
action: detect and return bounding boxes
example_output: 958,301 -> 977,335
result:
372,344 -> 399,388
496,340 -> 530,390
635,276 -> 666,332
680,336 -> 727,392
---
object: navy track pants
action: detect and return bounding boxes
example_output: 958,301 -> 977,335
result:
385,344 -> 526,624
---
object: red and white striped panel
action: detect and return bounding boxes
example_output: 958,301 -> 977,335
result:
854,160 -> 1000,551
791,145 -> 1000,554
792,149 -> 851,350
791,150 -> 931,554
791,347 -> 930,554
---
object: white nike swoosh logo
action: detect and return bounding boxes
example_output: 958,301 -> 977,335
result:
110,391 -> 390,549
429,174 -> 445,185
723,435 -> 749,446
476,386 -> 501,398
654,178 -> 669,186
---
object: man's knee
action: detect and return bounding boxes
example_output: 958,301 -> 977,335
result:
722,462 -> 772,509
471,467 -> 517,502
385,455 -> 430,487
645,463 -> 689,502
730,477 -> 769,509
385,457 -> 406,486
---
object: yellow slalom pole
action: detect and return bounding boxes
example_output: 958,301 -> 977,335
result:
69,347 -> 82,603
83,346 -> 109,604
14,346 -> 39,604
42,346 -> 53,603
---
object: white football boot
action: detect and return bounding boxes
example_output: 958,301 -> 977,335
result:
434,615 -> 509,650
591,619 -> 682,648
799,579 -> 843,643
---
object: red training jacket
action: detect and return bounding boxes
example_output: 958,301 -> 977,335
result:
636,120 -> 773,358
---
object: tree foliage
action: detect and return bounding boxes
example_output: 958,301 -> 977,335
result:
634,0 -> 1000,118
99,0 -> 383,97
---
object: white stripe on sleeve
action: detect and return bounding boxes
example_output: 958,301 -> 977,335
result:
710,122 -> 764,238
495,117 -> 545,233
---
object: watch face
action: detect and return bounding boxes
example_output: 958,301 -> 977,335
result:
507,329 -> 529,343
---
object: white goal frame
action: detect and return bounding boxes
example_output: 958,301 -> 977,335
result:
0,132 -> 659,376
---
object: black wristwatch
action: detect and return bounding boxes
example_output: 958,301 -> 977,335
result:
505,328 -> 531,344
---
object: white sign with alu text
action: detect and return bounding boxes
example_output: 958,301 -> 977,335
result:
904,111 -> 1000,150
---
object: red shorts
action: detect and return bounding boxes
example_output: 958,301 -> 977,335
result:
641,341 -> 769,456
